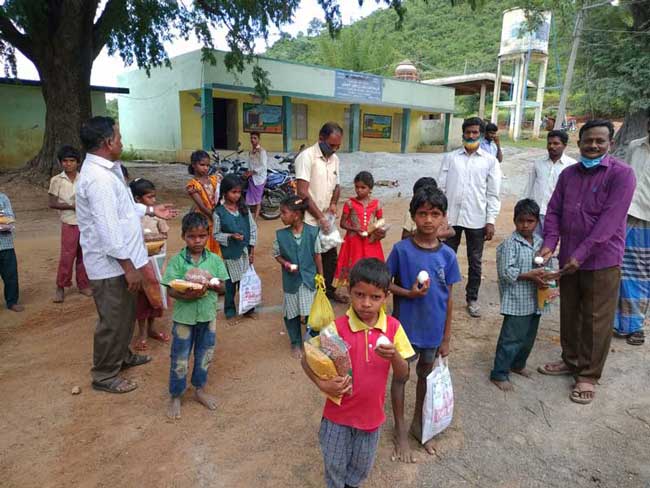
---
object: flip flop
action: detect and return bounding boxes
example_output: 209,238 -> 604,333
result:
570,382 -> 595,405
626,331 -> 645,346
92,377 -> 137,394
537,361 -> 572,376
134,339 -> 148,351
121,354 -> 152,370
148,331 -> 170,343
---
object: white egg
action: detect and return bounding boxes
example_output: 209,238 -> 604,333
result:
144,229 -> 152,234
360,231 -> 368,237
209,278 -> 220,286
376,335 -> 392,347
534,256 -> 544,265
417,270 -> 430,284
290,264 -> 298,271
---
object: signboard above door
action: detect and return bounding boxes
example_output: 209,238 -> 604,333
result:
334,71 -> 383,103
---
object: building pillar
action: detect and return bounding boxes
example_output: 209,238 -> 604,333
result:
443,112 -> 452,151
532,56 -> 548,139
478,83 -> 487,119
201,86 -> 214,151
349,104 -> 360,152
400,108 -> 411,153
282,96 -> 292,152
491,59 -> 502,124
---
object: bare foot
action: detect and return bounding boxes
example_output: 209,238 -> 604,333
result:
226,317 -> 242,327
570,382 -> 595,405
391,432 -> 417,463
9,304 -> 24,312
410,419 -> 437,455
423,439 -> 438,456
511,368 -> 532,378
291,346 -> 303,360
53,287 -> 64,303
491,378 -> 514,391
194,388 -> 217,410
79,288 -> 93,297
167,397 -> 181,419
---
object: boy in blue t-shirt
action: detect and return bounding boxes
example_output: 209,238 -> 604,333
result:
387,187 -> 461,461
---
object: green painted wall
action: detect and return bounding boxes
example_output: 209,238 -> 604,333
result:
0,85 -> 107,170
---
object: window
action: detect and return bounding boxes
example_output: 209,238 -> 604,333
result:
392,113 -> 402,143
292,103 -> 308,140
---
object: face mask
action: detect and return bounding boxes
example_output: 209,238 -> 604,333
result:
463,137 -> 481,151
580,155 -> 604,169
319,141 -> 334,157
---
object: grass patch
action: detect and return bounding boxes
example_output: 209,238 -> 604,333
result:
120,146 -> 144,161
501,134 -> 548,150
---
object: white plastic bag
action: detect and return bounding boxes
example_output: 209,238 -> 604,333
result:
421,356 -> 454,443
238,265 -> 262,314
320,213 -> 343,252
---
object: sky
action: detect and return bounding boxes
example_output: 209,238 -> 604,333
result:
12,0 -> 382,87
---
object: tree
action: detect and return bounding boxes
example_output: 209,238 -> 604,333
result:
0,1 -> 405,184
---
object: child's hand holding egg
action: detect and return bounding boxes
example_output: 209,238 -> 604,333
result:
417,270 -> 430,285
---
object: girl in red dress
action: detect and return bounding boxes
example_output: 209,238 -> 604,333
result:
333,171 -> 386,291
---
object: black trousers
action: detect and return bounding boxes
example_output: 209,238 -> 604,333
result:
321,247 -> 338,296
0,248 -> 19,308
445,226 -> 485,302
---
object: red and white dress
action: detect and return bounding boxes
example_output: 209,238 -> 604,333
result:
333,198 -> 384,288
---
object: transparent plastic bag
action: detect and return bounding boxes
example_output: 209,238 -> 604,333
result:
184,268 -> 213,285
320,213 -> 343,252
537,257 -> 560,310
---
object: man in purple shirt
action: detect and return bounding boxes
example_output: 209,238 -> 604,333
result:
537,119 -> 636,405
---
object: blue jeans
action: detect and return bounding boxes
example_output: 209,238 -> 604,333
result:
169,320 -> 216,397
0,248 -> 19,308
490,314 -> 540,381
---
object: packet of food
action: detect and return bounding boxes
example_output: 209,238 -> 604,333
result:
304,338 -> 343,405
184,268 -> 213,285
319,324 -> 352,379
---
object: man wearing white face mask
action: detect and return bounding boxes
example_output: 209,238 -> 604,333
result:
439,117 -> 502,317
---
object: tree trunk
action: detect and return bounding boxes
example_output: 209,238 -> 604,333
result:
613,109 -> 649,158
22,2 -> 96,186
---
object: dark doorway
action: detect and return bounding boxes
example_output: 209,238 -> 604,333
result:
213,98 -> 239,150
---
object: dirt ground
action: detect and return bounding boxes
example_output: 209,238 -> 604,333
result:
0,149 -> 649,488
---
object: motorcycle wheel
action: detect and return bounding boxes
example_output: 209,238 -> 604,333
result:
260,189 -> 286,220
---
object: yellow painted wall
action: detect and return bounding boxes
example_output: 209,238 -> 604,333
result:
177,88 -> 432,159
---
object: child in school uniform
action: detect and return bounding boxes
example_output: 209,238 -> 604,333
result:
302,258 -> 414,488
129,178 -> 170,350
490,199 -> 547,391
387,186 -> 461,460
273,195 -> 323,358
213,174 -> 258,322
162,212 -> 229,419
0,192 -> 23,312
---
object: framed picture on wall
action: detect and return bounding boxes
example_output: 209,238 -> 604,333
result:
243,103 -> 283,134
362,113 -> 392,139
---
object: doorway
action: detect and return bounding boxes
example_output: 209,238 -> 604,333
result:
213,98 -> 239,150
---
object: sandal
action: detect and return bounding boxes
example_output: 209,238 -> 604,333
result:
92,376 -> 137,394
537,361 -> 572,376
134,339 -> 148,352
570,382 -> 595,405
121,354 -> 152,370
626,331 -> 645,346
148,331 -> 170,343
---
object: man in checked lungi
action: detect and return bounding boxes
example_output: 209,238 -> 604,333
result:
614,109 -> 650,346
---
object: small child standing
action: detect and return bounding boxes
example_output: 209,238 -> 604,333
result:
213,174 -> 258,323
387,187 -> 461,459
273,196 -> 323,358
333,171 -> 385,294
186,150 -> 222,256
490,199 -> 547,391
162,213 -> 229,419
401,177 -> 455,241
0,192 -> 23,312
302,258 -> 414,488
129,178 -> 170,351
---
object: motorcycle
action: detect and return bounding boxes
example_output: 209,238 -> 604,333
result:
208,144 -> 249,200
260,153 -> 298,220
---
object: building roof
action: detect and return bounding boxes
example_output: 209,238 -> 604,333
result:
0,77 -> 129,94
421,72 -> 534,96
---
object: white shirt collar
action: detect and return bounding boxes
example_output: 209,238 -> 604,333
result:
458,147 -> 490,158
85,152 -> 117,169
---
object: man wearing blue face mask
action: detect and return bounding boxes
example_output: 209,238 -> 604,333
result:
439,117 -> 502,318
537,119 -> 636,405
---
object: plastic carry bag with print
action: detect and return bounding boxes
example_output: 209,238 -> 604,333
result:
421,356 -> 454,444
238,265 -> 262,314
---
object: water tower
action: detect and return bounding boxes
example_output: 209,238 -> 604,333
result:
394,60 -> 419,81
490,9 -> 551,140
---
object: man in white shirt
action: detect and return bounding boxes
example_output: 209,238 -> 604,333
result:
245,131 -> 268,221
523,130 -> 577,236
439,117 -> 502,317
76,116 -> 176,394
295,122 -> 342,301
613,113 -> 650,346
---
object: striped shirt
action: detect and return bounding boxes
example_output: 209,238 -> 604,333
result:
0,193 -> 15,251
496,231 -> 543,316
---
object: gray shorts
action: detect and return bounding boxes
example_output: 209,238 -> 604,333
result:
410,346 -> 439,364
319,418 -> 380,488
